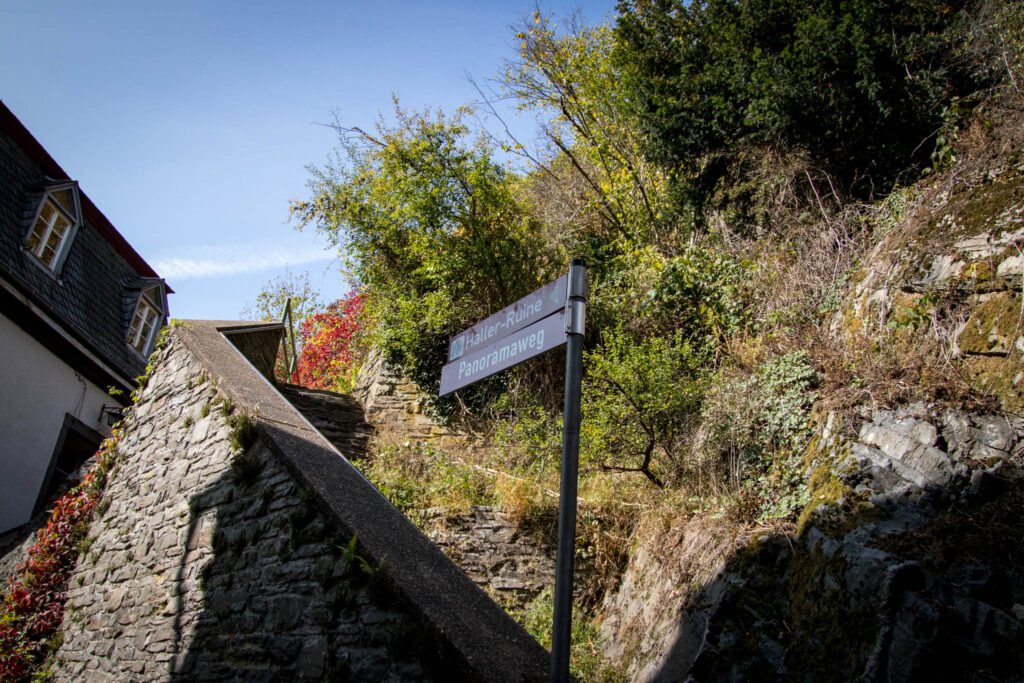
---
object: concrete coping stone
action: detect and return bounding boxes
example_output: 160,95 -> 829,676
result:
173,320 -> 551,682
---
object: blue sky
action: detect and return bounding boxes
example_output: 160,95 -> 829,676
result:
0,0 -> 616,320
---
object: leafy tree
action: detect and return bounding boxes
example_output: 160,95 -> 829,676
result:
241,270 -> 326,383
616,0 -> 989,216
499,11 -> 671,254
588,243 -> 750,357
241,270 -> 324,332
291,103 -> 551,412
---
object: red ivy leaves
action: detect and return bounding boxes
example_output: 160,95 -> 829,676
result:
295,291 -> 366,391
0,435 -> 118,681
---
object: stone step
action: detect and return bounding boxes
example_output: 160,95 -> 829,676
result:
276,383 -> 373,460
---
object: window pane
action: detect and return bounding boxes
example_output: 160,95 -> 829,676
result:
26,200 -> 74,270
136,316 -> 155,351
128,307 -> 145,341
38,202 -> 55,225
26,220 -> 46,254
52,189 -> 73,214
40,243 -> 57,267
45,218 -> 67,251
129,300 -> 159,352
52,213 -> 70,234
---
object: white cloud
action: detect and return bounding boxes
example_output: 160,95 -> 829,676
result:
154,243 -> 334,280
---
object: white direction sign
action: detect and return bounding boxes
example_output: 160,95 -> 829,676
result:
439,309 -> 567,396
447,275 -> 567,362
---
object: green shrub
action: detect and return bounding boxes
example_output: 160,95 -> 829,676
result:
644,244 -> 751,348
582,327 -> 707,487
495,398 -> 564,475
754,351 -> 818,455
697,350 -> 817,514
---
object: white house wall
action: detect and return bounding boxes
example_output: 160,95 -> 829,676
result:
0,312 -> 113,533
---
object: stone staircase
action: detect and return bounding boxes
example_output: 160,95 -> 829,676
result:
276,383 -> 373,461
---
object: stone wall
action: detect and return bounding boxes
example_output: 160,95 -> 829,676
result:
52,334 -> 441,681
0,514 -> 44,586
353,349 -> 461,449
48,321 -> 550,682
419,507 -> 556,610
350,353 -> 562,611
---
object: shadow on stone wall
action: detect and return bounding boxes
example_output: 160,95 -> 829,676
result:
645,467 -> 1024,682
166,439 -> 454,681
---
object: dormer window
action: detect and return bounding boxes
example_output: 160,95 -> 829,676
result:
125,280 -> 167,357
25,182 -> 81,273
127,297 -> 159,353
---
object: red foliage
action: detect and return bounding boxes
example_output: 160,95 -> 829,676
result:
295,291 -> 366,390
0,436 -> 118,681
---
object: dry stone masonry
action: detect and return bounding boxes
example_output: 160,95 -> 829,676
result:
353,349 -> 461,449
419,507 -> 556,610
52,334 -> 439,681
276,383 -> 372,461
47,322 -> 550,682
349,352 -> 563,612
285,364 -> 559,613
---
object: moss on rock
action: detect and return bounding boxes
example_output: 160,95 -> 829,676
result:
783,541 -> 879,679
797,466 -> 887,538
959,291 -> 1023,354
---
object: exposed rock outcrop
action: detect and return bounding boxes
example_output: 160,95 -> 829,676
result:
600,404 -> 1024,681
599,131 -> 1024,681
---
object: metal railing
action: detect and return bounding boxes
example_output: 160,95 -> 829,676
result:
280,298 -> 299,384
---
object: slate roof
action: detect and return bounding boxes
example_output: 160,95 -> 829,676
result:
0,101 -> 170,386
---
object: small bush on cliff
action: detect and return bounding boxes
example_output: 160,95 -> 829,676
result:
754,351 -> 818,455
582,327 -> 707,488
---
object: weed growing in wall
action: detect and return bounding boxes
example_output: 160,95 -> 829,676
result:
227,409 -> 257,453
339,534 -> 382,585
217,395 -> 235,418
226,405 -> 260,486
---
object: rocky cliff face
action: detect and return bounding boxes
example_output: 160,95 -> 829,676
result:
597,122 -> 1024,681
837,131 -> 1024,412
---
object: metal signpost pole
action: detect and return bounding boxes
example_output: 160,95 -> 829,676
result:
551,258 -> 587,682
435,261 -> 586,680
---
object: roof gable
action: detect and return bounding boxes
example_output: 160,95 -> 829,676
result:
0,100 -> 171,292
